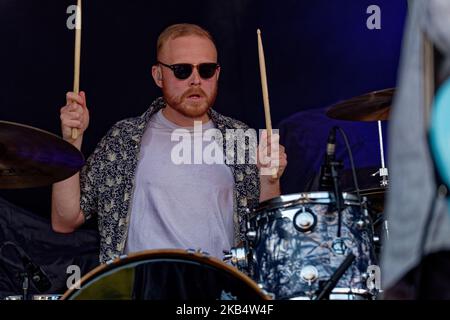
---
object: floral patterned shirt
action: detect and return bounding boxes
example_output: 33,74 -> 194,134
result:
80,97 -> 260,263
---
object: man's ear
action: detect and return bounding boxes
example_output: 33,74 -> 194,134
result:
152,65 -> 163,88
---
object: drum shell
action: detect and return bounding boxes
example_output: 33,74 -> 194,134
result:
247,192 -> 376,300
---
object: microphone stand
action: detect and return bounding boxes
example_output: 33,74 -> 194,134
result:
330,159 -> 344,240
315,253 -> 356,300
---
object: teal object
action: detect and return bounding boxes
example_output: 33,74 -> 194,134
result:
429,78 -> 450,207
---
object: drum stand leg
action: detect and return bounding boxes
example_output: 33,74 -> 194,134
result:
372,121 -> 389,187
20,272 -> 30,301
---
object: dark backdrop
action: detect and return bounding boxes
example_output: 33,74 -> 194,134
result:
0,0 -> 407,218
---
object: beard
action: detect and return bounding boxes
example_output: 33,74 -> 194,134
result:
163,85 -> 218,118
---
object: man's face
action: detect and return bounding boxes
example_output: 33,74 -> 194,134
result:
154,35 -> 220,119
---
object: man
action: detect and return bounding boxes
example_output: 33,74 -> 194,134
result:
382,0 -> 450,299
51,24 -> 287,264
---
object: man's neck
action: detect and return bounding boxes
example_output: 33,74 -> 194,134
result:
162,105 -> 210,127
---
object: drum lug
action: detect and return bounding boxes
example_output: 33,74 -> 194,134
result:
294,209 -> 317,233
186,248 -> 211,257
300,265 -> 319,283
356,219 -> 367,230
223,247 -> 248,269
257,284 -> 276,299
246,230 -> 257,242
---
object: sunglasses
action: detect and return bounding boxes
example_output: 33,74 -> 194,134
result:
157,61 -> 219,80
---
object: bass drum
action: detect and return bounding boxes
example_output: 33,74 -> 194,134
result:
62,249 -> 269,300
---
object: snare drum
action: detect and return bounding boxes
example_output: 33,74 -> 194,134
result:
246,192 -> 376,300
62,249 -> 269,300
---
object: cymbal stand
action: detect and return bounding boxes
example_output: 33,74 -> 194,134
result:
372,121 -> 389,188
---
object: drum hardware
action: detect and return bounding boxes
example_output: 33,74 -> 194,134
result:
256,283 -> 276,299
223,247 -> 248,270
4,294 -> 61,300
370,120 -> 389,188
0,241 -> 52,300
245,230 -> 257,242
384,220 -> 389,240
293,207 -> 317,233
105,253 -> 128,265
356,219 -> 367,230
331,238 -> 347,255
300,265 -> 319,284
186,248 -> 211,257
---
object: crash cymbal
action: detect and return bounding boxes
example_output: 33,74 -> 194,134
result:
327,88 -> 395,121
0,121 -> 84,189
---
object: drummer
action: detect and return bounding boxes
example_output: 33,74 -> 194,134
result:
51,23 -> 287,264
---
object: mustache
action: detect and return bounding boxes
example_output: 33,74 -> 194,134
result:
182,88 -> 207,99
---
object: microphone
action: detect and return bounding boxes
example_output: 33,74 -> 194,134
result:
319,127 -> 337,190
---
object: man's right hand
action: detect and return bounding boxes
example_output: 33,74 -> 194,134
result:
60,91 -> 90,147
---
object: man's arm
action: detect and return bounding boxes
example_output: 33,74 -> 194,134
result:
51,91 -> 90,233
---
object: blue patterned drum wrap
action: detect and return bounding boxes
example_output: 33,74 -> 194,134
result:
247,192 -> 376,300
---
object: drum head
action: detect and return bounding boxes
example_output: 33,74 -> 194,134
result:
62,249 -> 268,300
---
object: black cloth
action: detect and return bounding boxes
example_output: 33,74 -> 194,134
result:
0,196 -> 99,299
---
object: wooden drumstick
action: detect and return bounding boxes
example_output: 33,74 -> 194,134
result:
257,29 -> 277,179
72,0 -> 82,140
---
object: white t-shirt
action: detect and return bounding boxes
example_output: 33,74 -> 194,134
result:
125,110 -> 235,259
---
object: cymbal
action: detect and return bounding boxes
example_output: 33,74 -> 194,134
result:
326,88 -> 395,121
0,121 -> 85,189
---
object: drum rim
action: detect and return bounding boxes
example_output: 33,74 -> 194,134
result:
253,191 -> 362,215
4,294 -> 62,300
62,249 -> 270,300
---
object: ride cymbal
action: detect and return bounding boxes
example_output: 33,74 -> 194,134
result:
327,88 -> 395,121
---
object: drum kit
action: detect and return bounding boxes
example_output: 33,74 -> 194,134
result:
0,88 -> 393,300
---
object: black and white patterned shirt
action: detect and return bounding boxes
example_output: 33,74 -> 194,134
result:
80,97 -> 260,263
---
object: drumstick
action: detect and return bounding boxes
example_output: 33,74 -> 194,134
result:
257,29 -> 277,179
72,0 -> 82,140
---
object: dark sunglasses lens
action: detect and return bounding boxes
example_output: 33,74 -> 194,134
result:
198,64 -> 217,79
173,64 -> 193,79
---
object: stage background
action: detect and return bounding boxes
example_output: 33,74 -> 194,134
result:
0,0 -> 407,297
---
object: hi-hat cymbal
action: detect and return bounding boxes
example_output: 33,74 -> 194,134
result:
0,121 -> 85,189
326,88 -> 395,121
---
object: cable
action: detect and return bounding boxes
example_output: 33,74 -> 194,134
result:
335,126 -> 362,208
335,126 -> 378,264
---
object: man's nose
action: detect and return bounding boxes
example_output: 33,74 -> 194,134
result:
189,66 -> 201,85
